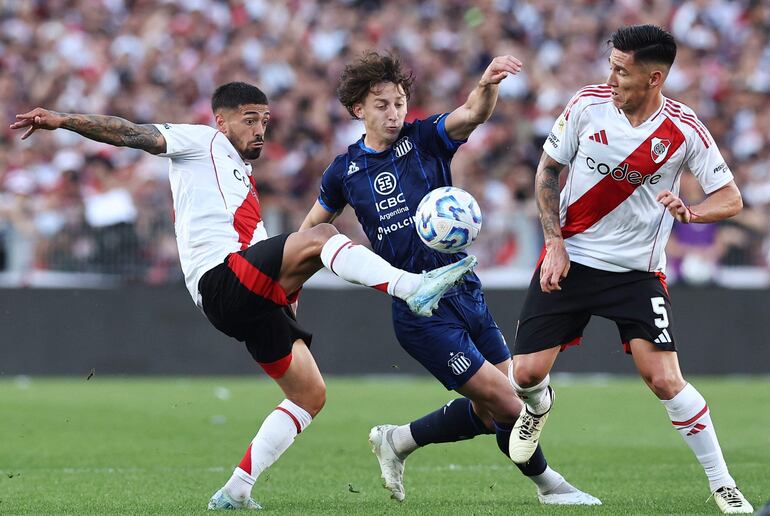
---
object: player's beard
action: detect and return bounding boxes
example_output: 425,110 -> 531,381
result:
243,147 -> 262,160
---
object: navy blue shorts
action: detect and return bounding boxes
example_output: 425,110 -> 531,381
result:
392,287 -> 510,390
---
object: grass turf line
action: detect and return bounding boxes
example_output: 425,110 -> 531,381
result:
0,376 -> 767,515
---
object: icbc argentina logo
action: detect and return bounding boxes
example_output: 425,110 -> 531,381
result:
650,137 -> 671,164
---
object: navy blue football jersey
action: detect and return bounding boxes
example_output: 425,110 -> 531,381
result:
318,113 -> 481,291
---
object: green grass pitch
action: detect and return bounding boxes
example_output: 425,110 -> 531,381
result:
1,376 -> 767,515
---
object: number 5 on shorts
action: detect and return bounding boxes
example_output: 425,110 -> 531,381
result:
651,296 -> 669,329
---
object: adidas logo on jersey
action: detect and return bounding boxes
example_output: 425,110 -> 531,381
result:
394,137 -> 413,158
588,129 -> 608,144
347,161 -> 360,175
654,329 -> 672,344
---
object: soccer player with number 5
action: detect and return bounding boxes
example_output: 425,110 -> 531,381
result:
508,25 -> 753,514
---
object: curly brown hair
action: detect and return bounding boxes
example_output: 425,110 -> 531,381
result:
336,51 -> 414,119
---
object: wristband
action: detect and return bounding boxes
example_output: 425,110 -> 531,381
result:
685,205 -> 698,223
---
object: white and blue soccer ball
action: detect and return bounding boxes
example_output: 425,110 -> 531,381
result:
414,187 -> 482,254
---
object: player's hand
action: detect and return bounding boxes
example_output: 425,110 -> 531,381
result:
479,55 -> 523,86
540,238 -> 570,293
10,108 -> 66,140
657,190 -> 694,223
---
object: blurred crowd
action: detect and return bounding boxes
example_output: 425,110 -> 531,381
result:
1,0 -> 769,287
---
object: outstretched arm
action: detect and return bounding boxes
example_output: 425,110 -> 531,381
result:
535,151 -> 569,293
443,55 -> 522,141
10,108 -> 166,154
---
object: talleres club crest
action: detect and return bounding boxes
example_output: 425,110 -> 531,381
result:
651,137 -> 671,164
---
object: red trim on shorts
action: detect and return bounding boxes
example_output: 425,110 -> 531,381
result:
671,404 -> 709,427
287,287 -> 301,304
238,443 -> 253,475
328,239 -> 353,275
227,253 -> 289,306
258,354 -> 293,379
656,271 -> 670,297
623,341 -> 631,354
559,336 -> 582,351
275,406 -> 302,433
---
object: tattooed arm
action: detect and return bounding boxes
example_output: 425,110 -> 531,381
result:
535,151 -> 570,293
10,108 -> 166,154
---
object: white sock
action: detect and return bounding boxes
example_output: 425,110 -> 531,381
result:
509,371 -> 552,416
320,234 -> 421,299
529,466 -> 566,494
662,383 -> 735,492
224,400 -> 313,501
391,424 -> 419,457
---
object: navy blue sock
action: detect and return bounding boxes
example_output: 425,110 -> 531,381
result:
409,398 -> 494,446
494,420 -> 548,476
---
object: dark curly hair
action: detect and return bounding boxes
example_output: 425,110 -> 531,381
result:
337,51 -> 414,119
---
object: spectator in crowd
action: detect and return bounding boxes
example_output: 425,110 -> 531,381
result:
2,0 -> 769,286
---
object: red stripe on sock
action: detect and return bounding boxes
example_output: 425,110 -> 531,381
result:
275,406 -> 302,434
328,239 -> 353,275
371,282 -> 389,293
671,404 -> 709,427
238,443 -> 253,475
258,354 -> 293,379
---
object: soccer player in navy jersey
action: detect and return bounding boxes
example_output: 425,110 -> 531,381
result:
300,51 -> 600,505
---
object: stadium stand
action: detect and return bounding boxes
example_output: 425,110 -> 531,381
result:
1,0 -> 768,287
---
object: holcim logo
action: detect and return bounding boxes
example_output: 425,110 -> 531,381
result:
585,156 -> 661,186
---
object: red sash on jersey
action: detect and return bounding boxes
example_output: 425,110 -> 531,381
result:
561,118 -> 685,238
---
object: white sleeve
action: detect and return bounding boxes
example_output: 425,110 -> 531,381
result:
686,125 -> 734,194
155,123 -> 216,159
542,98 -> 582,166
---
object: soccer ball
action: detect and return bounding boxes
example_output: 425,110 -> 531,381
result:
414,187 -> 482,253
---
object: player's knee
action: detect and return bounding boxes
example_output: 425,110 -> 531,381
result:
294,382 -> 326,417
299,224 -> 339,257
646,371 -> 686,400
511,360 -> 544,388
310,223 -> 339,245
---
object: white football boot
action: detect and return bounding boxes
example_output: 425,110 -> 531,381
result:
369,424 -> 407,502
207,487 -> 262,510
405,255 -> 477,317
538,480 -> 602,505
712,486 -> 754,514
508,386 -> 554,464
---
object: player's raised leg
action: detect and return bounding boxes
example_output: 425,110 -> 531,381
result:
507,346 -> 560,463
278,224 -> 476,317
209,340 -> 324,511
630,339 -> 753,514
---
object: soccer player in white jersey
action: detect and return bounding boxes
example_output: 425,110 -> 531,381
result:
10,82 -> 477,510
506,25 -> 754,513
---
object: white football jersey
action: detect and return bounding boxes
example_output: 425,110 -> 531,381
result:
544,84 -> 733,273
155,123 -> 267,306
